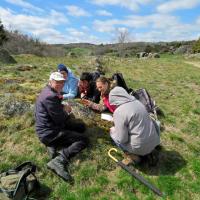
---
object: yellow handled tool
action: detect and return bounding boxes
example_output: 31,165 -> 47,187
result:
108,148 -> 163,197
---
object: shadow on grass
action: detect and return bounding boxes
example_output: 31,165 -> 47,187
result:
137,147 -> 187,176
31,183 -> 52,200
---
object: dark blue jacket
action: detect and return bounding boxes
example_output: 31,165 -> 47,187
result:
35,85 -> 69,144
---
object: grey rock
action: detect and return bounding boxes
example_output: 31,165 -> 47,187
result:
0,95 -> 32,117
0,48 -> 17,64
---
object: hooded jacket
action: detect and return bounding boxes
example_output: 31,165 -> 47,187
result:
109,87 -> 160,156
62,68 -> 79,99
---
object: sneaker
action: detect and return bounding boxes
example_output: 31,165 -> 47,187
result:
47,147 -> 57,159
47,155 -> 73,182
122,153 -> 141,166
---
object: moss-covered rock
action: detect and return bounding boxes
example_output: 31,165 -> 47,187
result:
0,48 -> 17,64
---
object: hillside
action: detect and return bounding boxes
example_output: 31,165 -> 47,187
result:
0,54 -> 200,199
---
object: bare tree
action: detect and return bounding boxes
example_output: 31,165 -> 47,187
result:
115,28 -> 131,57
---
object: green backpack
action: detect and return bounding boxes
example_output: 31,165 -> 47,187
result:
0,162 -> 39,200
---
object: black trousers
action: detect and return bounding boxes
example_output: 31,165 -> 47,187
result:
45,118 -> 89,161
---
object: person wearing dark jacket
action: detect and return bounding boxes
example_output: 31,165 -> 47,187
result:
78,72 -> 100,103
35,72 -> 88,182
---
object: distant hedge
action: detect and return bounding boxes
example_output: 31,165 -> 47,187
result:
192,38 -> 200,53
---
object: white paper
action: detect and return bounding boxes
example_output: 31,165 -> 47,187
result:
101,113 -> 113,121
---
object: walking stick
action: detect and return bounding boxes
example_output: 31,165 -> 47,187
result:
108,148 -> 163,197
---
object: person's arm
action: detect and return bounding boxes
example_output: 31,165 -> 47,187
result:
111,112 -> 129,144
81,98 -> 107,112
45,95 -> 69,126
63,78 -> 78,99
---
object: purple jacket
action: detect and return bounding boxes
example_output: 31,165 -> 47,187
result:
35,85 -> 69,144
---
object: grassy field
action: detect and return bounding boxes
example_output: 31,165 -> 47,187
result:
0,54 -> 200,200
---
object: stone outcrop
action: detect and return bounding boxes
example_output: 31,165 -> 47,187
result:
0,48 -> 17,64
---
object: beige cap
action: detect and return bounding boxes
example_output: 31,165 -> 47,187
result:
49,72 -> 65,81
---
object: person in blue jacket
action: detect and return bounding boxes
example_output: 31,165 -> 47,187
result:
57,64 -> 78,99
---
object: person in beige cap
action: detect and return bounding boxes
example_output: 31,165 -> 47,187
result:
35,72 -> 88,182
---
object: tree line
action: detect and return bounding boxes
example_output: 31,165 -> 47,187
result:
0,20 -> 65,57
1,19 -> 200,57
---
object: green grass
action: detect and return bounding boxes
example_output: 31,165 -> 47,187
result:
0,54 -> 200,199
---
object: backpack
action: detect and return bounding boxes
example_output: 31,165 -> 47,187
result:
130,88 -> 157,115
0,162 -> 39,200
111,73 -> 131,93
130,89 -> 162,134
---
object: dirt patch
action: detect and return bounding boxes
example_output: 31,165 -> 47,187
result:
184,61 -> 200,69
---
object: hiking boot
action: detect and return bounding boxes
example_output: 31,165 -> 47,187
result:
47,155 -> 73,182
47,147 -> 57,159
122,153 -> 141,166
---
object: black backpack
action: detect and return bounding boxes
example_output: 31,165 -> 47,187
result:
90,71 -> 100,81
0,162 -> 39,200
111,73 -> 131,93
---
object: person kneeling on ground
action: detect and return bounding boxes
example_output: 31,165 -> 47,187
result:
109,87 -> 160,165
57,63 -> 79,99
35,72 -> 88,182
78,72 -> 100,103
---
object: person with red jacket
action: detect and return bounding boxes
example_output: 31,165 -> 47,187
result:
81,77 -> 116,113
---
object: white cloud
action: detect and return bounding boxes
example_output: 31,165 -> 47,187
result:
5,0 -> 44,12
0,7 -> 69,30
96,10 -> 112,16
93,13 -> 200,42
65,27 -> 101,43
93,14 -> 180,32
66,5 -> 90,17
0,7 -> 102,44
91,0 -> 152,11
49,10 -> 69,24
0,7 -> 69,43
66,28 -> 85,37
197,16 -> 200,25
81,25 -> 89,31
93,19 -> 120,32
157,0 -> 200,13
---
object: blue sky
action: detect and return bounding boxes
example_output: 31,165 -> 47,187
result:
0,0 -> 200,44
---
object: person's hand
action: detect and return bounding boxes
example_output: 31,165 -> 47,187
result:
64,104 -> 72,114
110,126 -> 115,134
80,93 -> 86,98
81,98 -> 91,106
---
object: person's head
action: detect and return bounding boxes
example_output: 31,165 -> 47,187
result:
96,77 -> 110,95
49,72 -> 65,93
57,64 -> 68,80
109,86 -> 135,106
79,72 -> 92,93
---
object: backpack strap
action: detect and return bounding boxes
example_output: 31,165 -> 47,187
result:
14,162 -> 36,173
12,168 -> 32,197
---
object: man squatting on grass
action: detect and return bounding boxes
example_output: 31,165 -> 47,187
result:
109,87 -> 160,165
35,72 -> 88,181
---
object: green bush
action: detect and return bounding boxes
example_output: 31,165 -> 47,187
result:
192,38 -> 200,53
0,20 -> 8,46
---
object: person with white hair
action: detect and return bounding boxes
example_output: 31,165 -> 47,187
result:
35,72 -> 88,182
